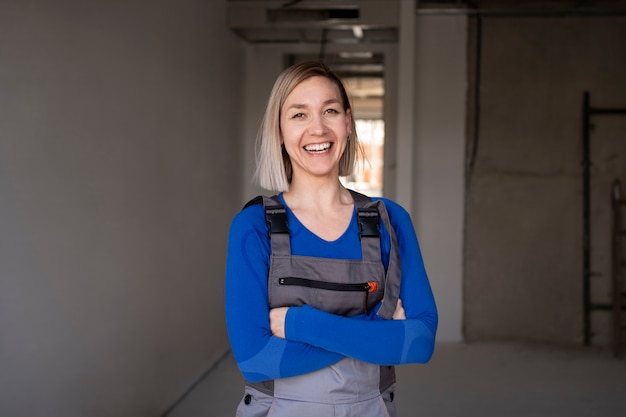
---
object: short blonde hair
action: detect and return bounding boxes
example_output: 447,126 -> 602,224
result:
254,61 -> 361,192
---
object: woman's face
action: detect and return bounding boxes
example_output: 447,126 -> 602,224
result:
280,76 -> 352,183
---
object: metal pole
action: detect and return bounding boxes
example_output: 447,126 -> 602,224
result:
582,91 -> 591,346
611,179 -> 623,357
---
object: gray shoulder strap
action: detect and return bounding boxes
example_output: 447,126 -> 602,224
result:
350,190 -> 402,320
262,195 -> 291,256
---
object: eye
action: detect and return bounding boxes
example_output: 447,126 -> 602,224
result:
324,108 -> 340,115
291,112 -> 305,119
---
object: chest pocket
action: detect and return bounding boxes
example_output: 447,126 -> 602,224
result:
269,254 -> 385,317
259,191 -> 401,319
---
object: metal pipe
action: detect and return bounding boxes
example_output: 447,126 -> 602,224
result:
590,108 -> 626,115
416,9 -> 626,17
582,91 -> 591,346
611,179 -> 625,357
415,2 -> 626,18
467,15 -> 482,178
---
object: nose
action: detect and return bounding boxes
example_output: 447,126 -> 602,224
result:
308,114 -> 328,136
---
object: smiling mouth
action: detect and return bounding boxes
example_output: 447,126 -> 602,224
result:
304,142 -> 332,153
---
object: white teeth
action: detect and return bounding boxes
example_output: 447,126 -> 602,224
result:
304,142 -> 331,152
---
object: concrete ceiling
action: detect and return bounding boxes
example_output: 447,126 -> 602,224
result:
227,0 -> 626,44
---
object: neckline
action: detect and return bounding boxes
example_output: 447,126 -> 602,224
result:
278,193 -> 357,244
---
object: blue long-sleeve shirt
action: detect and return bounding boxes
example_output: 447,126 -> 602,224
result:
225,194 -> 437,383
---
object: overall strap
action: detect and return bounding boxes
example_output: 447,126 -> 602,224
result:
350,190 -> 402,320
262,195 -> 291,256
350,190 -> 382,263
260,192 -> 381,259
242,195 -> 290,256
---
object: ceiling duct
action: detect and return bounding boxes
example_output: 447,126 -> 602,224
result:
227,0 -> 399,44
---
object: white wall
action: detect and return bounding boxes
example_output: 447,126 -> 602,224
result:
0,0 -> 244,415
413,15 -> 467,342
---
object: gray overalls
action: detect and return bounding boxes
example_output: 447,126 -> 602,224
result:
236,191 -> 402,417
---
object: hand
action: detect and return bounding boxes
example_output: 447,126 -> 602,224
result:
393,299 -> 406,320
269,307 -> 289,339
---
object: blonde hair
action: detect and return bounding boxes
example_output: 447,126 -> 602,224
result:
254,61 -> 361,192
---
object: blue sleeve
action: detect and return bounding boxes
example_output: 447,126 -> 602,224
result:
224,204 -> 344,382
283,199 -> 438,365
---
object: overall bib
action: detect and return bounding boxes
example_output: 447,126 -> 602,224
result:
236,191 -> 402,417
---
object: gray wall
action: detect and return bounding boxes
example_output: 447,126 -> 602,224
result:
0,0 -> 244,415
464,17 -> 626,344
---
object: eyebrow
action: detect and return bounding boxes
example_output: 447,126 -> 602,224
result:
285,98 -> 342,111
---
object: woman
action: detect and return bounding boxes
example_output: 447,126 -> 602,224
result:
225,61 -> 437,417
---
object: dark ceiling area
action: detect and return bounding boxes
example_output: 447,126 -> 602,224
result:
419,0 -> 626,16
227,0 -> 626,45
